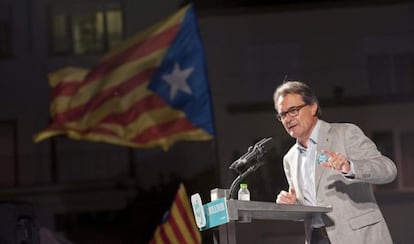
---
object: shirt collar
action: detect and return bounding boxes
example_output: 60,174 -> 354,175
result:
296,119 -> 321,153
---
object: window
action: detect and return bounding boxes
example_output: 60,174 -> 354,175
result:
49,2 -> 124,55
0,6 -> 12,58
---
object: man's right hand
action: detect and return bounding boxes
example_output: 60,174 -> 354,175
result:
276,186 -> 296,204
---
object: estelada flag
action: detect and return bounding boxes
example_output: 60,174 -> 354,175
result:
34,4 -> 215,150
149,183 -> 202,244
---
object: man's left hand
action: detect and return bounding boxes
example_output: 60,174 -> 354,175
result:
319,149 -> 351,173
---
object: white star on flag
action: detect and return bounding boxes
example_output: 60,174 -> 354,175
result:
162,62 -> 194,100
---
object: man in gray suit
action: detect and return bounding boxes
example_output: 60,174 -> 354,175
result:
274,81 -> 397,244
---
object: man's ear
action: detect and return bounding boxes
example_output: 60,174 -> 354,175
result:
311,103 -> 318,116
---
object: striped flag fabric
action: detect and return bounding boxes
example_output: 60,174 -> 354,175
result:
34,4 -> 215,150
149,183 -> 202,244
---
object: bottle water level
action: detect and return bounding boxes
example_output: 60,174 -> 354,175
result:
238,183 -> 250,201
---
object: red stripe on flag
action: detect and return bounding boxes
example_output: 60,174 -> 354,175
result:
45,122 -> 119,138
87,127 -> 120,137
45,104 -> 197,144
52,81 -> 83,97
76,24 -> 180,92
52,67 -> 156,124
86,24 -> 180,80
51,24 -> 179,98
100,94 -> 168,126
168,215 -> 188,243
85,24 -> 179,82
131,117 -> 197,144
175,193 -> 200,243
159,224 -> 171,244
47,94 -> 169,138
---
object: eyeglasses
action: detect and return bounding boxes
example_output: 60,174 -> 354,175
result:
276,104 -> 308,121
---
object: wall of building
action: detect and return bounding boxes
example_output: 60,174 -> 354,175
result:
197,2 -> 414,186
197,4 -> 414,243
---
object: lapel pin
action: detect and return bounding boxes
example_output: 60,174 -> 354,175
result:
317,153 -> 329,164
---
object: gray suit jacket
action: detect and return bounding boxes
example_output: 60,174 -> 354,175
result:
283,120 -> 397,244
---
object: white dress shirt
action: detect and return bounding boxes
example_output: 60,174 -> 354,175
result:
296,120 -> 324,228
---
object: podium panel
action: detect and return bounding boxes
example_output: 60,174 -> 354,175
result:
213,199 -> 331,244
226,199 -> 330,221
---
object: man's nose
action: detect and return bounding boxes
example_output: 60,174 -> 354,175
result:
283,116 -> 293,125
284,113 -> 296,122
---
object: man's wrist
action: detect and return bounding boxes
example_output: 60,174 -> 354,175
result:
342,161 -> 355,178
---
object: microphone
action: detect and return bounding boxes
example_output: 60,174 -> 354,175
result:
229,137 -> 273,171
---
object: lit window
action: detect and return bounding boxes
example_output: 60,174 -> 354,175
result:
106,10 -> 123,50
49,2 -> 123,56
51,14 -> 70,54
72,12 -> 105,54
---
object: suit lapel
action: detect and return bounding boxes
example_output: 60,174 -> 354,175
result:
289,150 -> 303,202
315,121 -> 332,195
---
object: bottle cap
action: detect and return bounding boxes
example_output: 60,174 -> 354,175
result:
240,183 -> 247,189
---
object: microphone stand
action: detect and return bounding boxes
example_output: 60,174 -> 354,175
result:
228,156 -> 265,200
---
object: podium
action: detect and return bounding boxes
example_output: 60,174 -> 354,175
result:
213,199 -> 331,244
194,137 -> 332,243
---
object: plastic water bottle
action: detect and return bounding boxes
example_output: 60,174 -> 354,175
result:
238,183 -> 250,201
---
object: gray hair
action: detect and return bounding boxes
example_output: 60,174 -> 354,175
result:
273,81 -> 322,118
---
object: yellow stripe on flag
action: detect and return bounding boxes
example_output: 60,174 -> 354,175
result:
48,66 -> 88,88
90,106 -> 185,139
57,83 -> 154,131
50,49 -> 167,114
163,222 -> 180,244
171,204 -> 196,244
